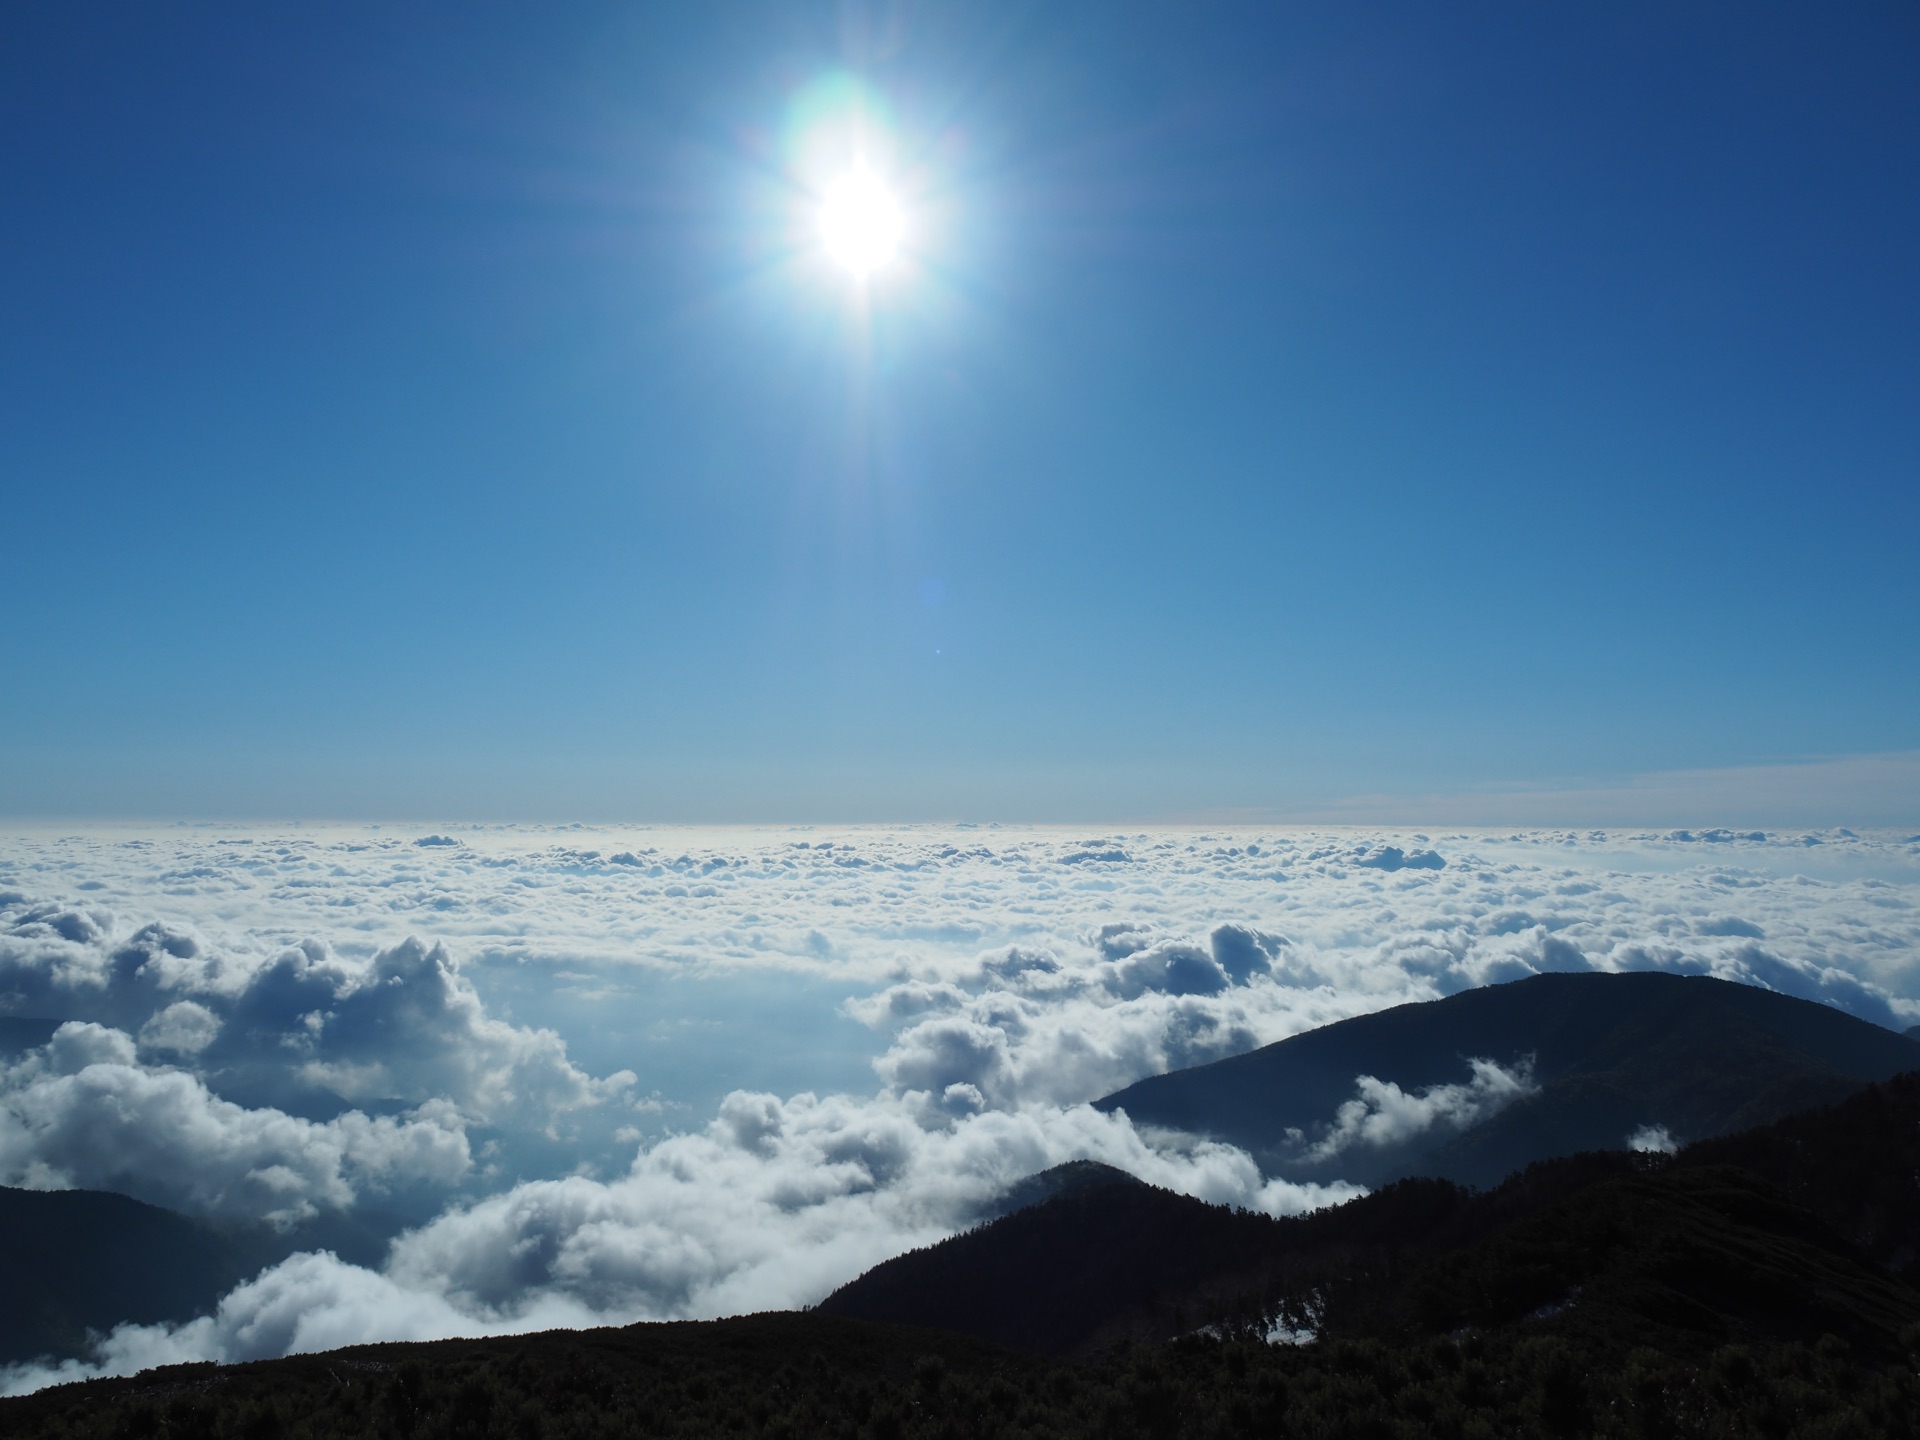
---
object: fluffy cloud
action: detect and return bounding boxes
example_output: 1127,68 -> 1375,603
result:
138,1000 -> 220,1056
0,1024 -> 470,1223
0,916 -> 635,1227
862,951 -> 1332,1118
382,1094 -> 1354,1323
5,826 -> 1918,1217
7,826 -> 1917,1024
0,917 -> 632,1130
1627,1123 -> 1677,1154
1352,844 -> 1446,872
1303,1059 -> 1538,1162
214,937 -> 634,1127
0,1250 -> 591,1396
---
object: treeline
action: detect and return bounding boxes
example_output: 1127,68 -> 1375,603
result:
7,1312 -> 1920,1439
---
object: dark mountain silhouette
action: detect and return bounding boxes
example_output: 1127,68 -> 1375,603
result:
0,1188 -> 253,1368
16,1078 -> 1920,1439
978,1158 -> 1144,1219
1095,971 -> 1920,1187
821,1168 -> 1321,1355
0,1187 -> 406,1367
823,1071 -> 1920,1360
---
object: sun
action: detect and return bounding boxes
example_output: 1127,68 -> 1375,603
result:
818,168 -> 904,278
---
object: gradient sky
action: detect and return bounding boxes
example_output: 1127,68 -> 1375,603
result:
3,3 -> 1916,821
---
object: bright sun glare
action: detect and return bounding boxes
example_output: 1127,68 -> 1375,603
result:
819,169 -> 904,277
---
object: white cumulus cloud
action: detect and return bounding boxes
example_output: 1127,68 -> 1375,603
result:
0,1024 -> 471,1223
1303,1059 -> 1538,1162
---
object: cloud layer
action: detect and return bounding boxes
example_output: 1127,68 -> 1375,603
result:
2,823 -> 1917,1392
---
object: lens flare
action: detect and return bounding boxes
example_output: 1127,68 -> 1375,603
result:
819,169 -> 904,277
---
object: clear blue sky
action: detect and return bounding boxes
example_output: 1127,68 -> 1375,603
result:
3,3 -> 1916,820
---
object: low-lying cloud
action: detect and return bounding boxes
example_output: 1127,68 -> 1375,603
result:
1627,1123 -> 1678,1154
0,1023 -> 469,1222
1303,1058 -> 1537,1162
2,1092 -> 1360,1395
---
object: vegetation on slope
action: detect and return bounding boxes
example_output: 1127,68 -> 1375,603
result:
6,1307 -> 1920,1438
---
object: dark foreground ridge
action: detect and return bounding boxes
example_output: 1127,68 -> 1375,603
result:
823,1070 -> 1920,1358
10,1072 -> 1920,1438
1095,970 -> 1920,1187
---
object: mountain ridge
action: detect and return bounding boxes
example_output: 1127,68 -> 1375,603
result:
1095,971 -> 1920,1187
822,1068 -> 1920,1359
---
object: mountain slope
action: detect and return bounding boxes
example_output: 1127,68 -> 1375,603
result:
817,1171 -> 1333,1355
0,1188 -> 257,1367
1095,971 -> 1920,1186
0,1187 -> 406,1367
824,1071 -> 1920,1360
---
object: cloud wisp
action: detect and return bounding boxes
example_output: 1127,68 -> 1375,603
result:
1301,1058 -> 1537,1163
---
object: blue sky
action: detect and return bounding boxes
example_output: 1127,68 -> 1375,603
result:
3,2 -> 1916,820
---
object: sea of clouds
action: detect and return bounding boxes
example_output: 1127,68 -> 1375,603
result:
2,822 -> 1917,1391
